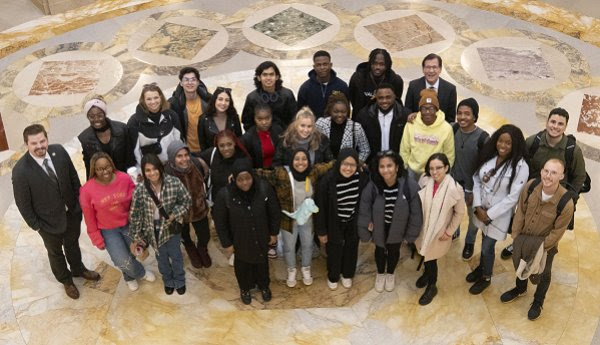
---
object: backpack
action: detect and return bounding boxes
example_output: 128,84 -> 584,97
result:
452,123 -> 488,150
524,178 -> 576,230
529,131 -> 591,194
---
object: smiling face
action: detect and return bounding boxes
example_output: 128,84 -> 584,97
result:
375,88 -> 395,112
422,57 -> 441,85
174,148 -> 190,170
339,156 -> 358,178
87,107 -> 107,129
330,102 -> 349,125
217,136 -> 235,159
180,72 -> 199,94
428,158 -> 448,184
496,132 -> 513,160
296,117 -> 314,139
26,132 -> 48,159
94,157 -> 114,184
144,90 -> 162,113
378,157 -> 398,185
420,104 -> 438,126
258,67 -> 278,91
546,114 -> 567,140
143,163 -> 161,184
370,53 -> 386,78
235,171 -> 253,192
456,105 -> 475,131
215,92 -> 231,114
541,160 -> 565,190
292,151 -> 309,173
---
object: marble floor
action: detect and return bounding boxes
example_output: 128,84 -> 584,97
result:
1,0 -> 600,344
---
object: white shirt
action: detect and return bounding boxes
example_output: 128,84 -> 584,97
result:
541,190 -> 553,202
426,79 -> 440,93
30,151 -> 56,175
378,109 -> 393,151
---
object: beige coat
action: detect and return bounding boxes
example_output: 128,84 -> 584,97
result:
416,175 -> 465,261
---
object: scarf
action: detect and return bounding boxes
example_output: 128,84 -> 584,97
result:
231,158 -> 256,202
289,148 -> 312,182
419,175 -> 452,256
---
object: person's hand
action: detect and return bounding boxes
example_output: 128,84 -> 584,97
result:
368,222 -> 374,232
319,235 -> 328,245
407,112 -> 417,123
474,207 -> 487,223
439,232 -> 452,241
224,246 -> 234,256
269,235 -> 277,245
465,192 -> 473,206
136,174 -> 143,183
227,174 -> 233,183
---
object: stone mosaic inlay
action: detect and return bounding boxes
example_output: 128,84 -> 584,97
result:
29,60 -> 101,96
577,94 -> 600,136
251,7 -> 331,46
139,22 -> 217,60
364,15 -> 445,52
477,47 -> 554,81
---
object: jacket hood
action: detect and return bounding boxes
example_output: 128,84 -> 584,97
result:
166,140 -> 189,168
171,82 -> 211,102
416,109 -> 446,128
354,62 -> 398,79
308,69 -> 339,83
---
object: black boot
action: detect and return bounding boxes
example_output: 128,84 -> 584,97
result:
418,284 -> 438,306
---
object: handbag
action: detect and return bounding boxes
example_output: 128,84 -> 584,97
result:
144,181 -> 183,235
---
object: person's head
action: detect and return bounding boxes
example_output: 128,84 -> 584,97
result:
83,95 -> 108,130
336,148 -> 359,179
291,149 -> 310,173
375,83 -> 396,112
214,129 -> 249,160
324,92 -> 350,125
254,103 -> 273,132
546,107 -> 569,140
167,140 -> 191,171
178,67 -> 200,94
313,50 -> 332,80
232,158 -> 254,192
254,61 -> 282,90
368,48 -> 392,78
373,150 -> 404,185
456,98 -> 479,129
418,88 -> 440,126
541,158 -> 565,190
206,87 -> 237,118
424,153 -> 450,183
23,124 -> 48,159
422,53 -> 442,85
141,153 -> 164,184
89,152 -> 116,182
139,83 -> 169,113
294,107 -> 316,140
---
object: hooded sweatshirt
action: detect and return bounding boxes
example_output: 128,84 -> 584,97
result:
297,69 -> 349,118
349,62 -> 404,117
400,110 -> 454,174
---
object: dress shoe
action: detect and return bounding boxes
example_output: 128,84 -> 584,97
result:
63,282 -> 80,299
164,286 -> 174,295
176,286 -> 186,295
74,269 -> 101,281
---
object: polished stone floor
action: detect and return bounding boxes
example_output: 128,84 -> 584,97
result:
1,0 -> 600,344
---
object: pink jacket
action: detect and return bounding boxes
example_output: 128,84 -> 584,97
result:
80,171 -> 135,249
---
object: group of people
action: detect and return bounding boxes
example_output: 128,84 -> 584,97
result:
11,48 -> 587,321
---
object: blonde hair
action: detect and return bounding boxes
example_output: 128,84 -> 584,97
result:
281,106 -> 321,151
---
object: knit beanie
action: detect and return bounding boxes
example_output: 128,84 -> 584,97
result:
418,88 -> 439,110
457,98 -> 479,122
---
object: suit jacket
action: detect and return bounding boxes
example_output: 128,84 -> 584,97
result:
12,144 -> 82,234
404,76 -> 457,124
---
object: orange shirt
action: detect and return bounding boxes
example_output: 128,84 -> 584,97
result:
186,98 -> 203,152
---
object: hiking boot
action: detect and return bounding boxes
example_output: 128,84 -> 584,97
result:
469,277 -> 491,295
528,300 -> 543,320
501,244 -> 514,260
500,287 -> 527,303
462,243 -> 474,261
466,266 -> 483,283
418,284 -> 438,306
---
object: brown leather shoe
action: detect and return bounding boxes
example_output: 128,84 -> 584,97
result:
63,282 -> 80,299
198,246 -> 212,268
74,269 -> 101,281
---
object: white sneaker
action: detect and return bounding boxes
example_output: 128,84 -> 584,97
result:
385,273 -> 395,292
341,277 -> 352,289
327,279 -> 338,290
286,267 -> 297,288
375,274 -> 385,293
142,270 -> 156,282
228,253 -> 235,267
126,280 -> 139,291
301,266 -> 313,286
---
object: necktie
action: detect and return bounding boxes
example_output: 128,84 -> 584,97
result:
43,158 -> 59,186
428,86 -> 436,92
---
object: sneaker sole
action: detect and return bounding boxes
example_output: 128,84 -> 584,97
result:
501,292 -> 527,304
286,281 -> 296,288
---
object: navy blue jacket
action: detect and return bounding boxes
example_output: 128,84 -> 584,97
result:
297,69 -> 349,118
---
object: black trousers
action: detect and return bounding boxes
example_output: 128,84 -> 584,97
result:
234,257 -> 270,292
374,243 -> 401,274
516,248 -> 557,304
37,211 -> 85,284
182,217 -> 210,248
424,259 -> 438,285
325,221 -> 359,282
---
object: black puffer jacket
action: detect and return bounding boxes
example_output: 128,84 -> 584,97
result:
78,118 -> 135,178
168,83 -> 211,136
241,87 -> 297,131
272,134 -> 333,167
349,62 -> 404,117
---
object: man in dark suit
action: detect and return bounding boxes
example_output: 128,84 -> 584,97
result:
12,124 -> 100,299
405,53 -> 457,124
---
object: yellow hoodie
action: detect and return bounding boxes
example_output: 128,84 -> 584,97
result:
400,110 -> 455,174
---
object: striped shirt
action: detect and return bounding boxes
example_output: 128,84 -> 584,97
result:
383,183 -> 398,225
336,174 -> 360,221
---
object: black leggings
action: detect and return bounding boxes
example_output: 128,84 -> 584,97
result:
181,218 -> 210,248
423,259 -> 438,285
374,243 -> 401,274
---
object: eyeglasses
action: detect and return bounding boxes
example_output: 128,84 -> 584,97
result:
95,165 -> 113,173
182,77 -> 198,84
216,86 -> 232,93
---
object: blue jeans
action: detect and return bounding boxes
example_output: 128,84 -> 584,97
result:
477,234 -> 497,277
101,226 -> 146,281
459,194 -> 479,245
281,222 -> 313,269
155,233 -> 185,289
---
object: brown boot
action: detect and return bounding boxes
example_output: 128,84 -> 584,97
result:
63,282 -> 80,299
74,269 -> 101,281
184,242 -> 203,268
198,245 -> 212,268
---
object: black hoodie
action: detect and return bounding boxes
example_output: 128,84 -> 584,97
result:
348,62 -> 404,118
